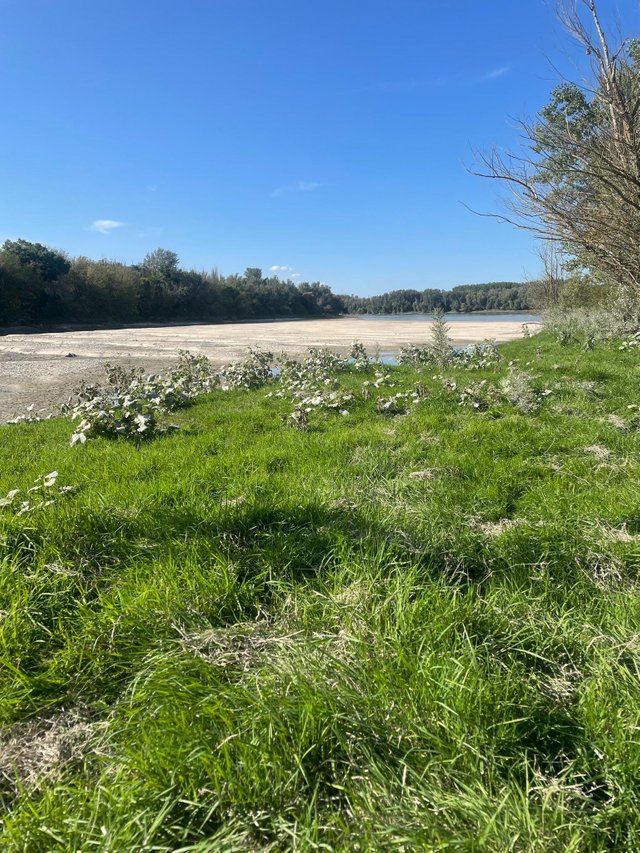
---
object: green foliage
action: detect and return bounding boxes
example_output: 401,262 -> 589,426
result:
0,243 -> 346,327
0,239 -> 535,328
559,271 -> 620,310
342,281 -> 531,314
1,239 -> 70,282
0,240 -> 72,323
482,2 -> 640,299
141,248 -> 180,278
545,293 -> 640,349
1,333 -> 640,848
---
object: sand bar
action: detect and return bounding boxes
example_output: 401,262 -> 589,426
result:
0,315 -> 536,420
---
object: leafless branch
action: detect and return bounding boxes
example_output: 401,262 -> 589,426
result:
476,0 -> 640,296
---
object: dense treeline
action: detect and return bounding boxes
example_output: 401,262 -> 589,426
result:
0,238 -> 534,328
340,281 -> 532,314
0,240 -> 344,326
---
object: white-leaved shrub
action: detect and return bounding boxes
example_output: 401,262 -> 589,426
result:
268,348 -> 352,426
362,369 -> 395,397
619,332 -> 640,351
441,369 -> 552,414
349,341 -> 369,370
376,385 -> 428,416
220,349 -> 273,390
6,404 -> 54,425
429,310 -> 454,366
499,368 -> 551,414
457,341 -> 502,370
376,393 -> 411,415
0,472 -> 75,515
398,340 -> 501,370
545,293 -> 640,347
397,343 -> 433,366
287,406 -> 309,431
65,351 -> 218,445
456,380 -> 494,411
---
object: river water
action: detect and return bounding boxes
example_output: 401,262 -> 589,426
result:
355,312 -> 543,324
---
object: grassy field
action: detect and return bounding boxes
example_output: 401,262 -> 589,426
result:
1,332 -> 639,850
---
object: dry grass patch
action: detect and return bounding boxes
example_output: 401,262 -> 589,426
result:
591,522 -> 640,544
0,708 -> 101,799
472,518 -> 524,538
408,469 -> 437,480
176,622 -> 302,672
605,413 -> 628,430
584,444 -> 612,460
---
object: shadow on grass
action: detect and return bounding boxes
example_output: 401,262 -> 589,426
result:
3,499 -> 621,800
4,493 -> 613,593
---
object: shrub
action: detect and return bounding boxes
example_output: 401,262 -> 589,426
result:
220,348 -> 273,390
0,471 -> 75,514
65,351 -> 217,445
499,369 -> 546,414
545,291 -> 640,347
397,313 -> 454,368
397,343 -> 432,366
430,310 -> 454,366
349,341 -> 369,370
457,341 -> 502,370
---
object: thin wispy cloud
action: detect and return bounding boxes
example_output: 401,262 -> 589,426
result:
291,273 -> 301,279
271,180 -> 321,198
485,65 -> 511,81
90,219 -> 125,234
269,265 -> 295,272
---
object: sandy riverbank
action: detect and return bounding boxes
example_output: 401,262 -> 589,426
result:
0,316 -> 534,420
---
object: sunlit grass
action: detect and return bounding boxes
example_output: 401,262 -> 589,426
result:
0,332 -> 639,849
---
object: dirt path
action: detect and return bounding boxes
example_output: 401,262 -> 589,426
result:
0,316 -> 533,421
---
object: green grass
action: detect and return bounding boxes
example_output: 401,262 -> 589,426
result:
1,332 -> 640,850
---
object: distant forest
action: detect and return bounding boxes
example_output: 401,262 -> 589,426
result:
0,239 -> 532,327
340,281 -> 532,314
0,241 -> 344,326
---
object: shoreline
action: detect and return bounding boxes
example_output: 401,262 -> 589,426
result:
0,315 -> 534,421
0,310 -> 541,337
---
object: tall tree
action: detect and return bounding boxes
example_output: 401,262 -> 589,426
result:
141,248 -> 180,279
477,1 -> 640,297
1,239 -> 70,281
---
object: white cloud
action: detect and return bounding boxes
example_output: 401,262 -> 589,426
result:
90,219 -> 125,234
271,180 -> 321,198
485,66 -> 510,81
269,265 -> 295,272
291,273 -> 301,279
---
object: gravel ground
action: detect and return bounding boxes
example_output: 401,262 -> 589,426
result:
0,316 -> 531,421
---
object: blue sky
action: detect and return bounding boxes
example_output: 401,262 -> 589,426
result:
0,0 -> 636,295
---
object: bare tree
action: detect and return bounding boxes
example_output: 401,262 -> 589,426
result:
477,0 -> 640,297
528,241 -> 565,309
